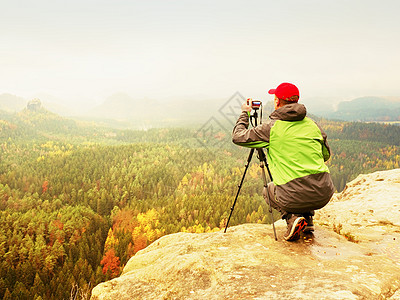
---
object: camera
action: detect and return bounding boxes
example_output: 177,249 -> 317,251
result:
247,98 -> 262,110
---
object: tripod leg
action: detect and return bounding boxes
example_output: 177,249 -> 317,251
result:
257,149 -> 278,241
263,184 -> 278,241
224,149 -> 254,233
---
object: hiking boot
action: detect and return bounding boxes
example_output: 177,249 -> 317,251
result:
284,214 -> 306,241
303,215 -> 315,232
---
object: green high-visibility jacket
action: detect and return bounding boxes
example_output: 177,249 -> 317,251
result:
232,103 -> 335,212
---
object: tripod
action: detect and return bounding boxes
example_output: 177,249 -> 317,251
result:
224,109 -> 278,241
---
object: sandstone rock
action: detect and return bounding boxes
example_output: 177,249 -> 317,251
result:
316,168 -> 400,244
91,169 -> 400,299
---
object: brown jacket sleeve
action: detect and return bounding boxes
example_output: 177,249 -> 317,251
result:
232,112 -> 272,148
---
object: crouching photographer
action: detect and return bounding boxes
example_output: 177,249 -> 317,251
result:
232,83 -> 335,241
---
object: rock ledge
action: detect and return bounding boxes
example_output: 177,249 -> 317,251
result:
91,169 -> 400,299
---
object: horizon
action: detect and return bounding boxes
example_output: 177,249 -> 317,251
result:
3,91 -> 400,117
2,92 -> 400,127
1,1 -> 400,106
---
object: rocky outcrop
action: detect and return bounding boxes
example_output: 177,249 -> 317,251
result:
316,168 -> 400,243
27,98 -> 42,111
91,169 -> 400,299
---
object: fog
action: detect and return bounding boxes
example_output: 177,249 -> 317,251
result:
1,0 -> 400,119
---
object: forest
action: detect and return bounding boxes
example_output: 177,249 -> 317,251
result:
0,107 -> 399,299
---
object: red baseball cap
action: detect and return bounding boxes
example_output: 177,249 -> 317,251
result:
268,82 -> 300,102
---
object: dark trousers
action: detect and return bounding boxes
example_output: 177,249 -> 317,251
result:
263,183 -> 314,220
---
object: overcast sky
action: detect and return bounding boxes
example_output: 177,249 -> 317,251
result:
1,0 -> 399,105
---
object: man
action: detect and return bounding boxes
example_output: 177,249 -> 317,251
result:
232,82 -> 335,241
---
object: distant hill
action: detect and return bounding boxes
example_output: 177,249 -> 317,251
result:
0,101 -> 197,145
32,92 -> 84,116
88,93 -> 224,127
0,101 -> 119,144
0,93 -> 26,112
301,96 -> 340,117
318,97 -> 400,121
0,93 -> 84,117
90,93 -> 150,120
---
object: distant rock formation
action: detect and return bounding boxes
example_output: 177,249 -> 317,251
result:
91,169 -> 400,299
27,98 -> 42,111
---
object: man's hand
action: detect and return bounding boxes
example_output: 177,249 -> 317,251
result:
241,102 -> 251,112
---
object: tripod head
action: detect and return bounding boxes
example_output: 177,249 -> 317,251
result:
247,99 -> 263,127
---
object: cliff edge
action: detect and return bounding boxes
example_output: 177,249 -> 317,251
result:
91,169 -> 400,299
